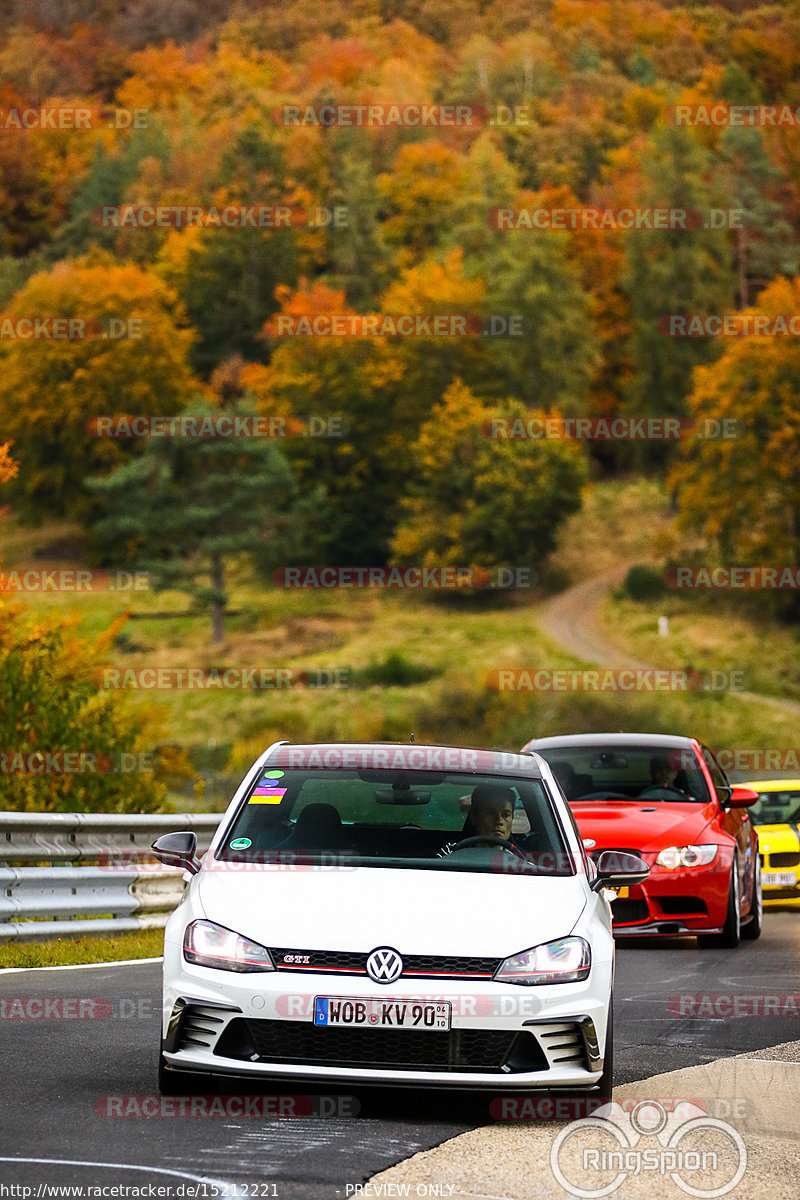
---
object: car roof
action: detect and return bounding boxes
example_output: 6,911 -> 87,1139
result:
263,741 -> 545,778
523,732 -> 698,751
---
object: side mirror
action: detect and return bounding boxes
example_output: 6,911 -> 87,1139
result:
725,785 -> 759,809
590,850 -> 649,892
152,831 -> 201,875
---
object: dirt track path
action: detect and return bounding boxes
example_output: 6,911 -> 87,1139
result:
538,566 -> 645,668
537,567 -> 800,718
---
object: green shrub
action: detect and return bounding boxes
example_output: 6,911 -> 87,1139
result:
623,564 -> 666,601
355,651 -> 439,688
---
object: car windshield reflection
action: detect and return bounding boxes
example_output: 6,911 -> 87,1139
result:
215,768 -> 576,876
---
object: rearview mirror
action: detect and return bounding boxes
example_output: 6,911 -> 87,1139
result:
152,831 -> 201,874
375,789 -> 431,804
590,850 -> 649,891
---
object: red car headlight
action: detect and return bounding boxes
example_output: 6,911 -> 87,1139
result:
655,845 -> 718,869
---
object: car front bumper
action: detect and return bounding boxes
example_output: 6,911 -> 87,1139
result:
608,855 -> 733,936
161,947 -> 612,1090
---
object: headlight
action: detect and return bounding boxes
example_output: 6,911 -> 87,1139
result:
656,845 -> 718,869
183,920 -> 275,972
494,936 -> 591,986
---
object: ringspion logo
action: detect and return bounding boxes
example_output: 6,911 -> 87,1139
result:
550,1100 -> 747,1198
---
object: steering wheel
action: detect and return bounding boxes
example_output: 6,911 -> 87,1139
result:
638,786 -> 687,800
573,790 -> 631,802
449,836 -> 526,859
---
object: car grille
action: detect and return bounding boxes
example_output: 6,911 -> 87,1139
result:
657,897 -> 707,916
767,852 -> 800,869
611,900 -> 649,924
269,947 -> 501,979
214,1017 -> 547,1073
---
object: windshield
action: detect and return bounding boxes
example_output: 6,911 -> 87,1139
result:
217,768 -> 575,876
536,745 -> 711,804
748,789 -> 800,827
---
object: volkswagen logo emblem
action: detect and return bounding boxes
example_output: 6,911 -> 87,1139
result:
366,947 -> 403,984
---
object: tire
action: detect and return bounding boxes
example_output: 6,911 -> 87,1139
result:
158,1040 -> 215,1095
698,854 -> 740,948
741,852 -> 763,941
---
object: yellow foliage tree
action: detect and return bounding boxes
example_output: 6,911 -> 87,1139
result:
0,256 -> 200,523
670,276 -> 800,580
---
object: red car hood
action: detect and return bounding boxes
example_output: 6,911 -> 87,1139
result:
570,800 -> 717,854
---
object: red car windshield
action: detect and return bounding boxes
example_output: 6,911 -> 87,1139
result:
538,746 -> 712,804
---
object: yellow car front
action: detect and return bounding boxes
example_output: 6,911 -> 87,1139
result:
740,779 -> 800,906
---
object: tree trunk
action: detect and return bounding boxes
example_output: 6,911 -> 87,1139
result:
211,553 -> 225,644
738,225 -> 748,310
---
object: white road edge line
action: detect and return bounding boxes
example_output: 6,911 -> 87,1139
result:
0,957 -> 163,975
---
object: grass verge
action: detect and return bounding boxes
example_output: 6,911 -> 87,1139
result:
0,927 -> 164,969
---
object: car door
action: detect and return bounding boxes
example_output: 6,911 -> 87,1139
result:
700,744 -> 752,911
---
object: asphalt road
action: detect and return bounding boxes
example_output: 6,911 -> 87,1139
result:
2,913 -> 799,1198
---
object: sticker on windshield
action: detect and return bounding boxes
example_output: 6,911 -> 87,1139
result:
229,837 -> 252,849
249,787 -> 286,804
261,770 -> 284,779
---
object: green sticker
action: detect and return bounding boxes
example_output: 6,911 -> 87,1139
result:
230,837 -> 252,850
262,770 -> 284,779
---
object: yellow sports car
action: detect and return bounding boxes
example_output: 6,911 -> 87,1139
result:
740,779 -> 800,906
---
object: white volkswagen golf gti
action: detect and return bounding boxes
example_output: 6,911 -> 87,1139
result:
153,742 -> 647,1097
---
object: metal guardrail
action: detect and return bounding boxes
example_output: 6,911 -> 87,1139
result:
0,812 -> 221,943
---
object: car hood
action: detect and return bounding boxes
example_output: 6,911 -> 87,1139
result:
570,800 -> 716,853
755,824 -> 800,850
193,864 -> 587,958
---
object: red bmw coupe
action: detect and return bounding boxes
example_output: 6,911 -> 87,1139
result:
521,733 -> 761,946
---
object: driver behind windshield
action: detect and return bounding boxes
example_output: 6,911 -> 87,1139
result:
649,755 -> 677,788
469,783 -> 515,840
438,782 -> 518,857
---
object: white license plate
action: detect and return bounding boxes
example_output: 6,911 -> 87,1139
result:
763,871 -> 797,887
313,996 -> 451,1030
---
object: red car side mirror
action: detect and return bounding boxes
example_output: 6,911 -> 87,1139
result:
726,786 -> 759,809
